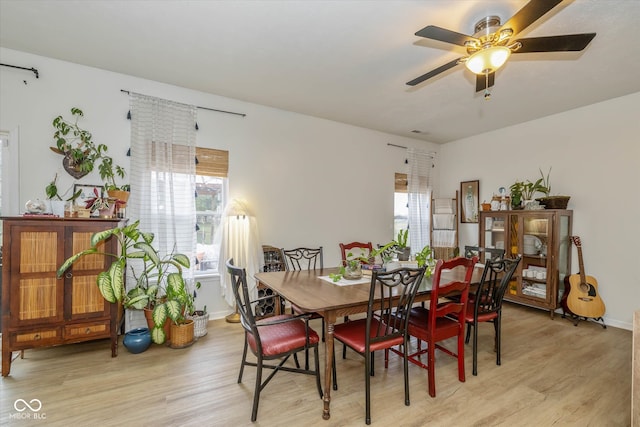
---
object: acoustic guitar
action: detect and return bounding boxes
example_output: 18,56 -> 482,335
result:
562,236 -> 605,319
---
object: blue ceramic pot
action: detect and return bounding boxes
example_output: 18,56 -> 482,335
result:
123,327 -> 151,354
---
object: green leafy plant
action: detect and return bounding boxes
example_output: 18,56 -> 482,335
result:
396,229 -> 409,248
51,107 -> 128,190
45,173 -> 81,201
415,245 -> 432,268
57,220 -> 193,344
51,107 -> 103,174
539,167 -> 551,196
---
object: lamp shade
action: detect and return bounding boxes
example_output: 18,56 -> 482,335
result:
465,46 -> 511,74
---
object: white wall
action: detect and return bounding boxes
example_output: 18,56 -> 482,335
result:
0,48 -> 436,320
438,91 -> 640,329
2,48 -> 637,329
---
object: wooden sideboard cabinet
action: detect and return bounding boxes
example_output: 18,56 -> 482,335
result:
479,209 -> 572,319
1,217 -> 125,376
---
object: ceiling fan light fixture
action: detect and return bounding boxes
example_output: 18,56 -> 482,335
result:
465,46 -> 511,74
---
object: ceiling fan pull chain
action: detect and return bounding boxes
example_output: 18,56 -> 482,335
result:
484,74 -> 491,100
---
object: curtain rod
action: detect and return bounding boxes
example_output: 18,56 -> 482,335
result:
387,143 -> 436,157
120,89 -> 246,117
1,63 -> 39,78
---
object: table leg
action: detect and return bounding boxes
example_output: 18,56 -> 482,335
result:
323,311 -> 336,420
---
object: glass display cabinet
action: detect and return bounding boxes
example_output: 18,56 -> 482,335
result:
479,209 -> 572,318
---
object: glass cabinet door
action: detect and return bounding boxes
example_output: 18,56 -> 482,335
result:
517,214 -> 551,302
481,213 -> 507,259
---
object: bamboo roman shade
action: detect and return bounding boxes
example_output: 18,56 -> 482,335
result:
149,144 -> 228,178
395,173 -> 408,193
196,147 -> 228,178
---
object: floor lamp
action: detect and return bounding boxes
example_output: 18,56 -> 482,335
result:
219,199 -> 261,323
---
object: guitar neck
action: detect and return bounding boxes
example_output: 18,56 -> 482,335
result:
576,244 -> 587,284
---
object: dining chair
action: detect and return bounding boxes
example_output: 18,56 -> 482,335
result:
339,241 -> 375,359
282,247 -> 323,271
332,266 -> 426,425
464,245 -> 505,263
404,256 -> 477,397
339,241 -> 374,265
226,258 -> 323,422
464,255 -> 521,375
282,247 -> 326,372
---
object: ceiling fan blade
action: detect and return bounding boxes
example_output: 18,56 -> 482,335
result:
513,33 -> 596,53
415,25 -> 477,47
406,57 -> 463,86
476,73 -> 495,93
499,0 -> 563,37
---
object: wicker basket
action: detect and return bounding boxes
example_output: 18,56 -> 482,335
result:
537,196 -> 570,210
187,312 -> 209,339
169,319 -> 195,349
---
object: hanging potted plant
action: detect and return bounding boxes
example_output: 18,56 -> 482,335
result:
51,107 -> 103,179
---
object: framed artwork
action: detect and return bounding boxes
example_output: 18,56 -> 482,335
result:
74,184 -> 102,207
460,180 -> 479,223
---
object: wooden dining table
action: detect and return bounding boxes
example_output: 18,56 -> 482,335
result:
254,265 -> 483,420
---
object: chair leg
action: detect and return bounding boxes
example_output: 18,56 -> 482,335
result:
332,346 -> 338,390
403,339 -> 410,406
293,352 -> 301,369
465,322 -> 472,344
251,357 -> 263,422
495,315 -> 502,366
365,349 -> 372,424
238,338 -> 248,383
370,352 -> 375,376
472,321 -> 479,376
427,341 -> 436,397
457,329 -> 466,383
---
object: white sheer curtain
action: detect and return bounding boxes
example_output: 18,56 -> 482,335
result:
407,148 -> 434,255
126,93 -> 198,328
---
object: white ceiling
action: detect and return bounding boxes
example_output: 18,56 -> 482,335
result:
1,0 -> 639,144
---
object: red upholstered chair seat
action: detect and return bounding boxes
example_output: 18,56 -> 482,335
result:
249,315 -> 320,356
333,319 -> 404,353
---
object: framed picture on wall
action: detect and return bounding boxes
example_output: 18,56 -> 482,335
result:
460,180 -> 479,223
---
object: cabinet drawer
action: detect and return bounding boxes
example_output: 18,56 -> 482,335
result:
64,321 -> 110,340
11,327 -> 62,348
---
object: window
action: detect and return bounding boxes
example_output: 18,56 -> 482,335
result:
194,147 -> 228,275
394,172 -> 409,241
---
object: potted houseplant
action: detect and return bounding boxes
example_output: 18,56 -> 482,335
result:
395,229 -> 410,261
98,156 -> 130,205
83,187 -> 117,218
51,107 -> 129,205
51,107 -> 104,178
511,177 -> 547,209
57,220 -> 192,344
45,173 -> 82,216
187,303 -> 209,339
536,167 -> 571,209
151,273 -> 198,348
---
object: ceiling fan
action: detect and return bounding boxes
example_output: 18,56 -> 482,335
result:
406,0 -> 596,97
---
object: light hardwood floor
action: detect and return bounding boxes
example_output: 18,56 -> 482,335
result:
1,303 -> 631,426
